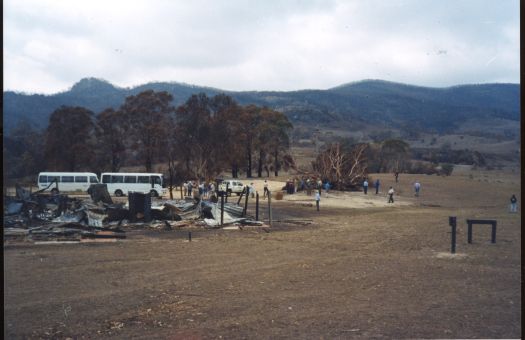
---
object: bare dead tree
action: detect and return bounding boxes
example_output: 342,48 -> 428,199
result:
313,143 -> 368,190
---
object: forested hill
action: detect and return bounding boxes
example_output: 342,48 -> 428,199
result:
3,77 -> 520,134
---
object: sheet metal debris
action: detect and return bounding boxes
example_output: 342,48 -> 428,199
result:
4,182 -> 266,244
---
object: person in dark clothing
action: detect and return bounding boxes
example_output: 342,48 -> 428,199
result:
510,194 -> 518,213
375,179 -> 380,194
394,171 -> 399,183
363,179 -> 368,194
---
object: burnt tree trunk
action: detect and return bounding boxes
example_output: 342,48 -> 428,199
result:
257,149 -> 264,177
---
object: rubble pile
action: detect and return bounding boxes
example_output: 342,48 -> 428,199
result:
4,184 -> 266,244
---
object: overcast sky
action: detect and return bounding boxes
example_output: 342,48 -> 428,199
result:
4,0 -> 520,94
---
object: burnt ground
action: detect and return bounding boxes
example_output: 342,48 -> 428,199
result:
3,171 -> 521,339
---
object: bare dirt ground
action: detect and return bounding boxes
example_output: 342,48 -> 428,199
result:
4,170 -> 521,339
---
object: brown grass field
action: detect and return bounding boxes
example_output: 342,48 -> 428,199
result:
3,169 -> 521,339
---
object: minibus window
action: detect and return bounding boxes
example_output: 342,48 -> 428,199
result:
75,176 -> 87,183
111,175 -> 124,183
125,176 -> 137,183
138,176 -> 150,183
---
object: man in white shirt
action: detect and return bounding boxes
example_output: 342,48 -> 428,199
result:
388,187 -> 395,203
414,181 -> 421,197
315,190 -> 321,211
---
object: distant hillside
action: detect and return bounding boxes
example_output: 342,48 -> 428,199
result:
3,77 -> 520,134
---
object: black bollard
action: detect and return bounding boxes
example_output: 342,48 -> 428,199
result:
449,216 -> 457,254
268,190 -> 272,227
243,186 -> 249,217
188,231 -> 192,242
491,221 -> 497,243
255,192 -> 259,221
220,194 -> 225,226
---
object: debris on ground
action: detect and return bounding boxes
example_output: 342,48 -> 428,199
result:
4,184 -> 267,244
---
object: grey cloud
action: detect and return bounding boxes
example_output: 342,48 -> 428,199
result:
3,0 -> 519,94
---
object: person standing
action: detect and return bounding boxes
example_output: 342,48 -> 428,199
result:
375,179 -> 380,195
249,183 -> 255,198
414,181 -> 421,197
263,180 -> 269,199
363,179 -> 369,194
198,182 -> 204,196
388,187 -> 395,203
510,194 -> 517,213
395,171 -> 399,183
324,181 -> 330,194
183,181 -> 188,196
315,190 -> 321,211
187,181 -> 193,197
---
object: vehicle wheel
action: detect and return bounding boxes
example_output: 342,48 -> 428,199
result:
51,188 -> 59,195
227,189 -> 232,196
236,192 -> 241,196
115,189 -> 123,197
150,190 -> 158,197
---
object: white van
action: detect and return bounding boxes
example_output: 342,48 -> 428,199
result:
37,172 -> 99,193
218,180 -> 245,196
101,172 -> 167,197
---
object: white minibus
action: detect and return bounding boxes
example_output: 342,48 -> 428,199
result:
100,172 -> 167,197
37,172 -> 99,193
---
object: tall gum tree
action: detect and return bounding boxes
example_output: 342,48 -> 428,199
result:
120,90 -> 174,172
45,106 -> 96,171
95,108 -> 128,172
257,108 -> 293,177
175,93 -> 237,180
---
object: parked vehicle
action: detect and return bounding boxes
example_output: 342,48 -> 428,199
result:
37,172 -> 99,194
218,180 -> 245,196
100,172 -> 167,197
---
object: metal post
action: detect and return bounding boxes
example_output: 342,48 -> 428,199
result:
268,190 -> 272,227
243,186 -> 249,217
188,231 -> 192,242
449,216 -> 457,254
255,192 -> 259,221
225,183 -> 229,203
491,222 -> 497,243
237,186 -> 245,205
467,221 -> 473,244
180,184 -> 183,200
220,194 -> 224,226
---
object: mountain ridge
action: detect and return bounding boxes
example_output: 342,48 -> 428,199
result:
3,78 -> 520,135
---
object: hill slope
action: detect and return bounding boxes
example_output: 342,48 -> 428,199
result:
3,78 -> 520,134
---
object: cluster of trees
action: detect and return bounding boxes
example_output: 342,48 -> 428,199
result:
4,91 -> 294,183
412,144 -> 486,167
312,137 -> 466,189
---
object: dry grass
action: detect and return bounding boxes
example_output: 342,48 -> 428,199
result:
4,169 -> 521,339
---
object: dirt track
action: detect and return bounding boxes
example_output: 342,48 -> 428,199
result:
4,171 -> 521,339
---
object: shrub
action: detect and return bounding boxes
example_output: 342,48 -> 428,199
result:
440,163 -> 454,176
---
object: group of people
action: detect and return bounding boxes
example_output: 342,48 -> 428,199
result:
182,180 -> 215,199
360,174 -> 420,204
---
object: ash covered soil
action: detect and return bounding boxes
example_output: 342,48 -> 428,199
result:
4,171 -> 521,339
